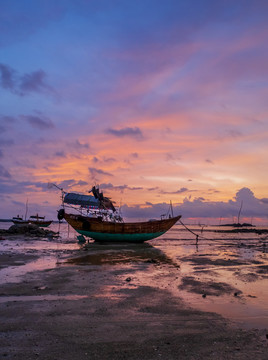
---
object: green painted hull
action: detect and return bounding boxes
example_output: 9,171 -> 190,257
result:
77,229 -> 166,243
35,223 -> 51,228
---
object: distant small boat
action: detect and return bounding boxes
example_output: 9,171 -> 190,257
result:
57,186 -> 181,243
12,216 -> 29,225
28,214 -> 52,227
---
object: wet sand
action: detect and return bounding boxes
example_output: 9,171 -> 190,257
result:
0,230 -> 268,359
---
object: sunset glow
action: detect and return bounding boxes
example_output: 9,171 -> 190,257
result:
0,0 -> 267,223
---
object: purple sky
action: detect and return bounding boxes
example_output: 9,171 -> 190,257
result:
0,0 -> 268,223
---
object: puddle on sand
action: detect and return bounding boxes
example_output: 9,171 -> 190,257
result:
177,288 -> 268,330
0,256 -> 60,285
0,294 -> 88,303
0,231 -> 80,285
162,246 -> 268,329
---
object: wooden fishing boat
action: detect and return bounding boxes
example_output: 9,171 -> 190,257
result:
60,211 -> 180,242
57,186 -> 181,243
28,214 -> 52,227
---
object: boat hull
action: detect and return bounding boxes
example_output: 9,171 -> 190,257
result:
12,220 -> 29,225
63,213 -> 181,243
29,220 -> 52,227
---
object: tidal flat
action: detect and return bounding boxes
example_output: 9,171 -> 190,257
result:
0,222 -> 267,359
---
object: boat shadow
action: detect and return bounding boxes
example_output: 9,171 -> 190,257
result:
66,242 -> 180,268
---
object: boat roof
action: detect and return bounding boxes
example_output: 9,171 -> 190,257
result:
64,192 -> 100,207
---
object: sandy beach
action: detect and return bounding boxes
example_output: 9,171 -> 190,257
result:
0,224 -> 267,359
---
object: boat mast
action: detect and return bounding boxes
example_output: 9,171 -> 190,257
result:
25,198 -> 28,220
237,200 -> 243,224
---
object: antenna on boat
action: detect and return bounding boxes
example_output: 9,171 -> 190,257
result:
48,182 -> 64,192
48,183 -> 66,202
170,200 -> 174,218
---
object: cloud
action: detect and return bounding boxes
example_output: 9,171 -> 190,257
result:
91,156 -> 115,164
0,115 -> 17,124
103,157 -> 116,163
100,183 -> 128,192
0,63 -> 16,91
122,202 -> 173,220
0,165 -> 11,178
68,140 -> 90,155
54,179 -> 89,191
233,187 -> 254,202
0,179 -> 52,194
165,153 -> 176,161
227,130 -> 243,138
54,151 -> 66,158
21,114 -> 54,130
0,63 -> 54,96
100,183 -> 144,193
0,2 -> 67,48
120,187 -> 268,223
208,189 -> 220,194
205,159 -> 213,164
161,187 -> 189,194
148,187 -> 159,191
176,188 -> 189,194
0,138 -> 14,146
76,180 -> 89,187
173,187 -> 268,220
20,69 -> 53,95
14,159 -> 36,169
88,168 -> 113,180
106,127 -> 144,140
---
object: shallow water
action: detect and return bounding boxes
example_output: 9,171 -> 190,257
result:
152,225 -> 268,329
0,221 -> 267,330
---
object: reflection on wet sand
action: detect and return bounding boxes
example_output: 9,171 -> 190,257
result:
66,242 -> 180,268
178,276 -> 240,296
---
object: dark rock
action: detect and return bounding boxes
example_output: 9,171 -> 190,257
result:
146,258 -> 158,264
2,224 -> 57,238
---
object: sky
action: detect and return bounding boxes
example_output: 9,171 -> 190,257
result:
0,0 -> 268,224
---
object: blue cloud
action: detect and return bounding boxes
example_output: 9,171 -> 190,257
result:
0,63 -> 54,96
20,114 -> 54,130
0,165 -> 11,178
106,127 -> 144,140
